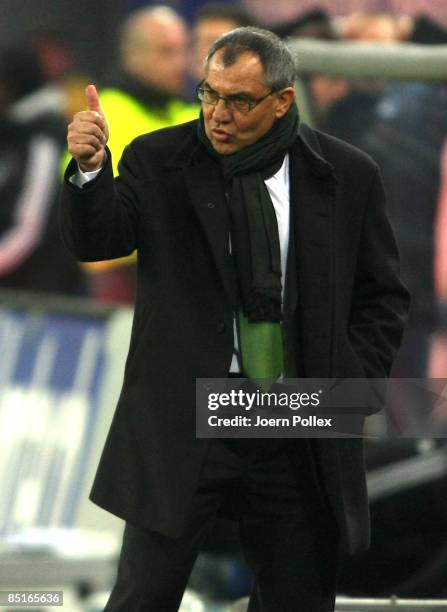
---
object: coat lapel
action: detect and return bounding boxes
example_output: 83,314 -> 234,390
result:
180,146 -> 236,306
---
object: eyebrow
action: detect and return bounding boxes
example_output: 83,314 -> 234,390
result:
202,81 -> 254,99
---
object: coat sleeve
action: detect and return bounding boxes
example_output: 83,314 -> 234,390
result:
59,144 -> 141,262
348,166 -> 411,379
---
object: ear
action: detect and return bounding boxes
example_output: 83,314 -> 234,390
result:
274,87 -> 296,118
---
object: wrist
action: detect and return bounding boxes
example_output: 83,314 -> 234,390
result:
78,148 -> 106,173
79,162 -> 103,173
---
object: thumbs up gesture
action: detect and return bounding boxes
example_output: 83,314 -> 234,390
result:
67,84 -> 109,172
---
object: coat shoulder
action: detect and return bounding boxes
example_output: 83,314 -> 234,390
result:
313,126 -> 380,177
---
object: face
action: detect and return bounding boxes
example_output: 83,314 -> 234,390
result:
342,14 -> 398,42
310,75 -> 349,110
203,49 -> 295,155
125,16 -> 189,96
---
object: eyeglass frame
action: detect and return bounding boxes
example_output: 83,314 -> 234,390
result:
196,81 -> 277,114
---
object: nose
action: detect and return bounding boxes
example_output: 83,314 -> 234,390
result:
211,97 -> 232,123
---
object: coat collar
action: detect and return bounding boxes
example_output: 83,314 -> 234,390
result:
164,118 -> 337,178
297,122 -> 338,183
165,119 -> 336,173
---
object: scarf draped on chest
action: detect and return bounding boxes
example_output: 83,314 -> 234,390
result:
197,103 -> 300,323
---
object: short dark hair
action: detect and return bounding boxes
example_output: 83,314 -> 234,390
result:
204,26 -> 297,90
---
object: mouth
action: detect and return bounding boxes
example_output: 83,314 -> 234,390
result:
211,128 -> 232,142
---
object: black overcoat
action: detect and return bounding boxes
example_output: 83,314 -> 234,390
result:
60,120 -> 410,555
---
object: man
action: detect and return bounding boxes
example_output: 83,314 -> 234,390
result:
78,5 -> 198,303
104,5 -> 197,166
61,27 -> 409,611
0,44 -> 84,295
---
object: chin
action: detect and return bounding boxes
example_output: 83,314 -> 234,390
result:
211,141 -> 238,155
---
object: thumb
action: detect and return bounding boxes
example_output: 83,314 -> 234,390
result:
86,84 -> 103,115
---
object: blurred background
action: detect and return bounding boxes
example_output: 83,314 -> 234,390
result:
1,1 -> 447,610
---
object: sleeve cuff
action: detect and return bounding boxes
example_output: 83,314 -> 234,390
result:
69,151 -> 108,188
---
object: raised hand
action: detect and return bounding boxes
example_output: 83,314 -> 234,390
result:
67,84 -> 109,172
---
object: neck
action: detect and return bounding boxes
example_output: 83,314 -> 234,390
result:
109,71 -> 180,109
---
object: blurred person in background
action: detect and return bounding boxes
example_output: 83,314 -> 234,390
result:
272,9 -> 351,130
395,12 -> 447,44
31,29 -> 76,84
325,11 -> 447,147
273,7 -> 337,39
0,44 -> 84,296
189,1 -> 254,86
360,83 -> 447,377
340,11 -> 400,42
347,15 -> 447,378
29,28 -> 76,117
29,28 -> 93,123
75,4 -> 198,304
321,12 -> 399,148
327,12 -> 447,424
106,4 -> 197,159
400,14 -> 447,384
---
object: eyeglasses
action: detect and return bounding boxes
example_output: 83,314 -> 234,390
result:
196,84 -> 276,114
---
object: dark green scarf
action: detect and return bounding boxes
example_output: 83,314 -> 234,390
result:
197,103 -> 300,322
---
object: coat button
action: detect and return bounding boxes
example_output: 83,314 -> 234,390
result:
217,322 -> 226,333
207,202 -> 215,208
